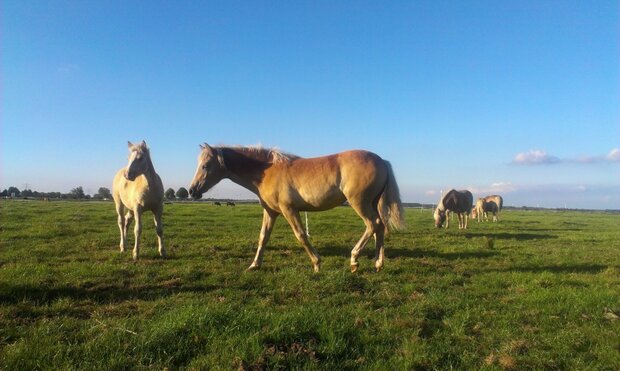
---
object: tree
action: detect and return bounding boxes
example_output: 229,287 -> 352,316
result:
176,187 -> 189,200
70,186 -> 86,199
21,189 -> 33,197
97,187 -> 112,199
0,189 -> 7,197
7,186 -> 20,197
165,188 -> 176,199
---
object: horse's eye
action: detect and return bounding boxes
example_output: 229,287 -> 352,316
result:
202,165 -> 207,170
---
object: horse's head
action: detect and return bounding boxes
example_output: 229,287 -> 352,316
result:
189,143 -> 226,199
124,141 -> 150,181
434,208 -> 446,228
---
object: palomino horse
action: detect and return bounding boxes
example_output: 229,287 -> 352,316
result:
112,141 -> 166,260
434,189 -> 473,229
472,195 -> 503,222
188,144 -> 404,272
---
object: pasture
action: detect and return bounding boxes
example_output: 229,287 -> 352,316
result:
1,200 -> 619,369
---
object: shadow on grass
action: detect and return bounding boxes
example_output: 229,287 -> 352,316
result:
464,232 -> 558,240
500,264 -> 610,274
0,281 -> 218,305
319,245 -> 500,260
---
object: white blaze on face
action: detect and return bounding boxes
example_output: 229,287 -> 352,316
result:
127,150 -> 138,168
191,152 -> 207,191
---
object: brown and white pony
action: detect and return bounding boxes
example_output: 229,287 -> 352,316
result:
189,144 -> 404,272
472,195 -> 503,222
112,141 -> 166,260
434,189 -> 473,229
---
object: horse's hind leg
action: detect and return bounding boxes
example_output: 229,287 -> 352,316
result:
281,208 -> 321,272
349,201 -> 382,272
153,206 -> 166,258
373,223 -> 386,272
350,219 -> 375,272
124,211 -> 134,238
247,209 -> 278,271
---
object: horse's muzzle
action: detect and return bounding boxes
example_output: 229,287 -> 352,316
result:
189,187 -> 202,199
124,171 -> 136,181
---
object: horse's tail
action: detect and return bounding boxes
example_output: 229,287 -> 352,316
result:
378,160 -> 405,232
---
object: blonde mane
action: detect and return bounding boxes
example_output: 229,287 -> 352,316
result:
220,144 -> 299,164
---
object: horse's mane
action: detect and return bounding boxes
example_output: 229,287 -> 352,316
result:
129,142 -> 150,155
219,144 -> 300,164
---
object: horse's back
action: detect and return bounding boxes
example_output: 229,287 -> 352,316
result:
485,195 -> 503,210
262,150 -> 387,211
444,189 -> 473,213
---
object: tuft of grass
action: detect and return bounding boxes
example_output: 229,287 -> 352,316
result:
1,200 -> 619,369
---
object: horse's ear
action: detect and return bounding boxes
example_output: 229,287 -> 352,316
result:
127,141 -> 133,149
203,143 -> 214,153
139,140 -> 147,149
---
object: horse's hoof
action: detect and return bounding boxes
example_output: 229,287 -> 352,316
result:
246,264 -> 260,272
375,265 -> 383,273
351,264 -> 359,273
159,250 -> 167,259
313,264 -> 320,273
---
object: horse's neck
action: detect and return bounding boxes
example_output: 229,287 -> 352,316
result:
221,148 -> 267,194
143,154 -> 158,182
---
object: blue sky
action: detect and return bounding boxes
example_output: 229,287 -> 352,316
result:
2,1 -> 618,209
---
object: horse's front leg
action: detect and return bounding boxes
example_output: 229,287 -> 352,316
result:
247,209 -> 278,271
132,208 -> 142,261
153,206 -> 166,258
116,206 -> 126,252
124,211 -> 133,244
445,211 -> 450,229
282,209 -> 321,273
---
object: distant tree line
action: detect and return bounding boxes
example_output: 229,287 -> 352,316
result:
1,186 -> 192,200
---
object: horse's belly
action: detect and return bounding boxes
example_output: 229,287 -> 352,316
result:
297,187 -> 346,211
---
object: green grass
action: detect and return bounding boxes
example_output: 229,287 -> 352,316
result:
1,200 -> 619,370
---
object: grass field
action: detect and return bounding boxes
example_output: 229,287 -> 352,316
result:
1,200 -> 619,370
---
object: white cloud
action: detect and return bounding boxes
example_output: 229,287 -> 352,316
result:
607,148 -> 620,162
513,150 -> 560,165
470,181 -> 517,194
513,148 -> 620,165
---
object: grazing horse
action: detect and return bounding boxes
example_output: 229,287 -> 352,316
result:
112,141 -> 166,260
188,144 -> 404,272
472,195 -> 503,222
434,189 -> 473,229
226,201 -> 236,206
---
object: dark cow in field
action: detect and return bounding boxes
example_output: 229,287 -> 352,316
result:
472,195 -> 503,222
434,189 -> 473,229
226,201 -> 235,206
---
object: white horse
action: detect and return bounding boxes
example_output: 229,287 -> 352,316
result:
112,141 -> 166,260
